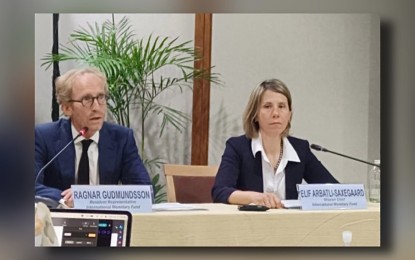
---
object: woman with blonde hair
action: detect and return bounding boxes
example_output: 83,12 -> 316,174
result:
212,79 -> 338,208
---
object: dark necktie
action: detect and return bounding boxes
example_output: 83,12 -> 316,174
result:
77,139 -> 93,184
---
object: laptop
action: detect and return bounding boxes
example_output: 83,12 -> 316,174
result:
49,209 -> 132,247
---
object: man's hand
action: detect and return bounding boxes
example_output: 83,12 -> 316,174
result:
61,188 -> 74,208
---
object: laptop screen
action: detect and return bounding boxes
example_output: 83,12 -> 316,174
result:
49,209 -> 132,247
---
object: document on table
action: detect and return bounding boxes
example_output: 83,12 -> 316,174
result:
281,200 -> 302,209
152,203 -> 209,211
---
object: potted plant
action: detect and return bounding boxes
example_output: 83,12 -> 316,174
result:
41,14 -> 220,203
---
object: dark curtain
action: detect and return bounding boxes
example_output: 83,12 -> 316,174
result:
51,13 -> 60,121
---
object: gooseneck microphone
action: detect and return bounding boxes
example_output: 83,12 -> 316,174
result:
310,143 -> 380,168
35,127 -> 88,207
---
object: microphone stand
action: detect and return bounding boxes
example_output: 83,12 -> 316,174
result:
311,144 -> 380,168
34,133 -> 82,185
35,127 -> 88,208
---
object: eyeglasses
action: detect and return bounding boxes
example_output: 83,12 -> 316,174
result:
69,94 -> 108,108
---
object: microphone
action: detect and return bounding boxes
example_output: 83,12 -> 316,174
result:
35,127 -> 88,207
310,143 -> 380,168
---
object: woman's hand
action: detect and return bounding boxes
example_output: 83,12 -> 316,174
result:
229,190 -> 285,209
251,192 -> 284,209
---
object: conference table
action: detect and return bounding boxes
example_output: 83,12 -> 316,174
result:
130,203 -> 380,246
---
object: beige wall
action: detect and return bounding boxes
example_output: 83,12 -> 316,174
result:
210,14 -> 380,187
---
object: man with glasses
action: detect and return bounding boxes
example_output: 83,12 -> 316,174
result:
35,67 -> 151,207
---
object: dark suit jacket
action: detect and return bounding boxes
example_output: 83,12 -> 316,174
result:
35,118 -> 151,201
211,135 -> 339,203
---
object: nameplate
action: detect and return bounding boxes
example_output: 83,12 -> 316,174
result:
71,185 -> 153,213
297,184 -> 367,210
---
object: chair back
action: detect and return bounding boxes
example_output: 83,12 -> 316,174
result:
163,164 -> 218,203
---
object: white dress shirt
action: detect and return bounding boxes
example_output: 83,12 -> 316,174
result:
71,124 -> 100,185
251,133 -> 300,200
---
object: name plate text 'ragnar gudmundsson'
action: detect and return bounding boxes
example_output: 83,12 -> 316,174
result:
72,185 -> 153,213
